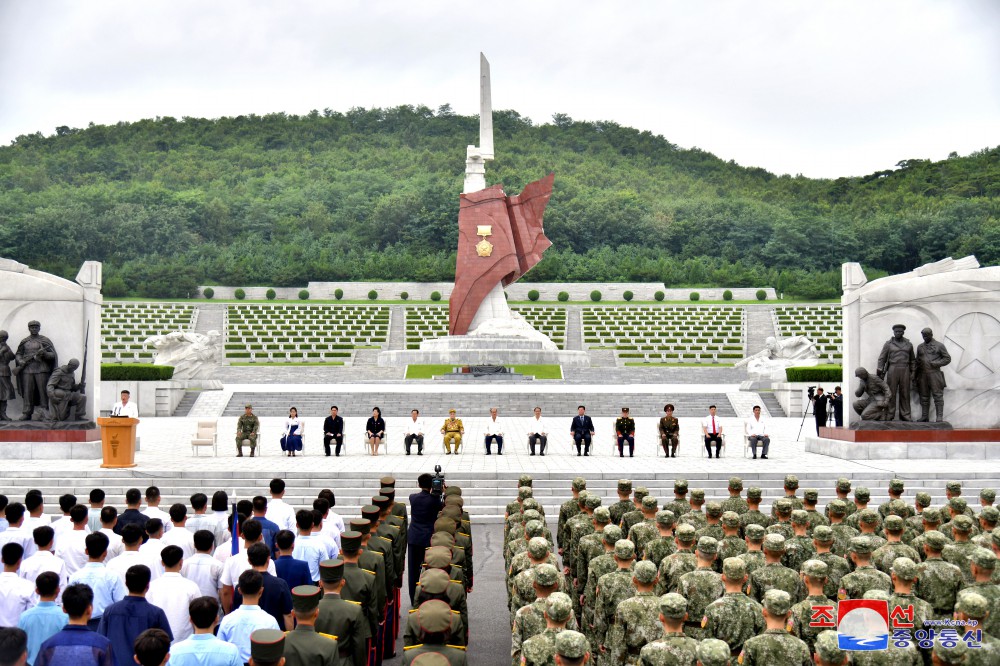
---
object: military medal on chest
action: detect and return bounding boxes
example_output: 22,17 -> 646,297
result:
475,225 -> 493,257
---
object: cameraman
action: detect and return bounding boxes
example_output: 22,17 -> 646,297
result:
811,387 -> 830,434
407,472 -> 444,604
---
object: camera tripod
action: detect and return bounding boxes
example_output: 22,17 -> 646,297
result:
796,395 -> 835,441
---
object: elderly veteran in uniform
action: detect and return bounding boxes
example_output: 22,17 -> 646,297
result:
236,403 -> 260,457
283,585 -> 341,666
440,410 -> 464,454
317,559 -> 369,666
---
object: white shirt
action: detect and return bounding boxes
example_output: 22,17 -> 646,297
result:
404,418 -> 426,435
142,506 -> 173,532
0,527 -> 37,559
139,537 -> 166,561
111,399 -> 139,418
22,515 -> 51,533
99,528 -> 125,562
0,571 -> 37,626
18,551 -> 68,600
186,513 -> 230,549
265,499 -> 296,533
107,550 -> 162,583
161,524 -> 196,560
51,516 -> 75,543
484,417 -> 504,436
218,543 -> 276,587
181,552 -> 224,600
55,529 -> 91,575
146,572 -> 201,643
87,508 -> 104,534
322,511 -> 345,537
284,417 -> 303,437
701,414 -> 723,435
528,416 -> 548,435
746,416 -> 769,437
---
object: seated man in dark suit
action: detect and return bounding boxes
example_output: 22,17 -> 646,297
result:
569,405 -> 595,457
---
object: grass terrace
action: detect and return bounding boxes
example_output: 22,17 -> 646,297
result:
772,305 -> 843,361
102,302 -> 197,363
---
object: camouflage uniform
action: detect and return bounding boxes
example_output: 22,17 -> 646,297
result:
749,535 -> 804,605
661,489 -> 691,523
605,562 -> 661,666
655,528 -> 696,595
678,493 -> 706,532
943,515 -> 980,583
827,501 -> 859,557
957,547 -> 1000,638
811,538 -> 850,601
553,631 -> 590,666
516,592 -> 575,666
823,479 -> 855,519
642,531 -> 677,570
593,544 -> 637,653
620,487 -> 649,534
914,534 -> 966,619
608,481 -> 635,527
581,532 -> 622,643
556,479 -> 587,552
511,573 -> 578,664
627,497 -> 661,559
565,495 -> 602,572
839,537 -> 892,600
872,516 -> 921,574
637,595 -> 698,666
739,490 -> 772,536
702,558 -> 764,654
788,560 -> 836,655
770,476 -> 803,518
675,538 -> 724,640
720,478 -> 748,516
955,592 -> 1000,666
782,513 -> 816,571
737,525 -> 767,583
739,590 -> 810,666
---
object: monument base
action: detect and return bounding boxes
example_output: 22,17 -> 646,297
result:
378,335 -> 590,367
806,428 -> 1000,459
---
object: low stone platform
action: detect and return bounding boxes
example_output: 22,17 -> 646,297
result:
378,335 -> 590,367
806,433 -> 1000,460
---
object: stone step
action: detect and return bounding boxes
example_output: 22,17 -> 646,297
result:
759,391 -> 787,418
172,391 -> 200,417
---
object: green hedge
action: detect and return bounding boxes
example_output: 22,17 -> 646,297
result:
298,289 -> 309,300
528,289 -> 540,301
430,291 -> 442,301
557,291 -> 569,302
203,287 -> 214,299
785,365 -> 843,382
266,288 -> 276,300
756,289 -> 767,301
101,364 -> 174,381
590,290 -> 602,302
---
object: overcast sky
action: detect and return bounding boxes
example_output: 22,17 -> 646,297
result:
1,0 -> 997,178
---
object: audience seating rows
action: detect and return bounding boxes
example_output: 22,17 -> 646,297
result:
101,303 -> 197,363
772,305 -> 842,361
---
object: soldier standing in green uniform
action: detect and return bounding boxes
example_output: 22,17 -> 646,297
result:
626,496 -> 660,559
783,511 -> 817,572
657,405 -> 679,458
402,600 -> 467,666
567,495 -> 602,576
574,510 -> 613,617
879,479 -> 914,519
768,500 -> 794,541
557,478 -> 587,555
620,488 -> 649,535
676,537 -> 724,640
641,511 -> 677,569
236,403 -> 260,457
904,492 -> 933,544
637,594 -> 698,666
696,503 -> 725,542
615,407 -> 636,457
738,590 -> 811,666
519,593 -> 575,666
955,592 -> 1000,665
679,490 -> 707,532
655,524 -> 697,595
512,568 -> 577,665
717,512 -> 747,570
811,631 -> 847,666
845,488 -> 873,531
740,488 -> 772,536
554,631 -> 591,666
738,525 -> 767,582
914,530 -> 965,619
661,481 -> 690,521
788,560 -> 836,655
943,515 -> 980,583
910,508 -> 950,557
339,531 -> 378,650
605,560 -> 662,666
771,476 -> 803,518
826,501 -> 859,558
582,527 -> 622,644
695,640 -> 733,666
749,535 -> 804,605
593,540 -> 638,656
801,490 -> 829,533
702,558 -> 765,656
415,569 -> 468,645
720,478 -> 748,516
317,559 -> 369,666
249,628 -> 286,666
886,557 -> 933,646
957,547 -> 1000,639
283,585 -> 341,666
608,481 -> 635,528
873,515 -> 921,574
824,478 -> 854,521
810,526 -> 850,601
840,536 -> 892,600
857,510 -> 886,550
509,521 -> 550,579
559,494 -> 589,563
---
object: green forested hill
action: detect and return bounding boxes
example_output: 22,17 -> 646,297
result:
0,106 -> 997,298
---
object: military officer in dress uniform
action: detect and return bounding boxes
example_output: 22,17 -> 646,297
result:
338,531 -> 378,651
236,404 -> 261,457
440,410 -> 464,454
402,600 -> 467,666
615,408 -> 636,458
250,628 -> 286,666
284,585 -> 341,666
657,405 -> 679,458
318,559 -> 370,666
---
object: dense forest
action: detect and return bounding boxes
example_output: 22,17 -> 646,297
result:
0,105 -> 997,298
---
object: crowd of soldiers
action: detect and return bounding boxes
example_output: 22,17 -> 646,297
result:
505,473 -> 1000,666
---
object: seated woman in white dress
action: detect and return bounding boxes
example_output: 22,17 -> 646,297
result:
282,407 -> 304,457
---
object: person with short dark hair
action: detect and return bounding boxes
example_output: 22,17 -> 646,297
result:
114,489 -> 148,537
159,504 -> 194,559
185,494 -> 229,549
291,511 -> 329,583
322,406 -> 345,457
107,524 -> 161,584
315,493 -> 345,534
51,495 -> 77,543
265,481 -> 295,533
403,409 -> 424,456
98,564 -> 172,662
365,407 -> 385,457
35,584 -> 114,666
132,628 -> 170,666
96,507 -> 124,561
138,519 -> 165,562
0,504 -> 36,560
181,530 -> 223,602
0,543 -> 36,627
273,531 -> 312,592
67,532 -> 124,628
87,489 -> 106,534
250,497 -> 279,557
110,389 -> 138,420
147,546 -> 200,642
17,571 -> 67,665
614,406 -> 636,457
0,495 -> 9,533
0,627 -> 28,666
701,405 -> 724,458
218,570 -> 279,664
570,405 -> 594,457
21,493 -> 47,533
745,405 -> 770,460
54,505 -> 90,575
19,526 -> 69,600
232,543 -> 293,631
168,597 -> 241,666
658,404 -> 680,457
218,519 -> 276,614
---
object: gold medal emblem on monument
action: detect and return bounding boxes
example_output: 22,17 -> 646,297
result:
476,225 -> 493,257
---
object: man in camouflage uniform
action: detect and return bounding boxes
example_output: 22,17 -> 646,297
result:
810,526 -> 850,601
593,540 -> 638,657
749,534 -> 804,605
879,479 -> 914,519
574,508 -> 613,614
930,635 -> 967,665
903,491 -> 933,544
840,536 -> 892,600
679,489 -> 707,531
609,480 -> 635,528
506,478 -> 534,518
620,488 -> 650,535
626,496 -> 660,560
655,524 -> 697,595
511,526 -> 559,586
511,539 -> 568,618
676,537 -> 724,640
812,631 -> 847,666
980,488 -> 997,511
518,592 -> 574,666
826,501 -> 859,557
554,630 -> 590,666
235,403 -> 260,457
605,561 -> 661,666
513,566 -> 579,664
558,493 -> 590,557
507,520 -> 547,574
943,514 -> 980,582
661,480 -> 690,521
703,557 -> 764,656
721,477 -> 748,516
767,499 -> 794,541
957,547 -> 1000,639
973,507 -> 999,549
641,511 -> 676,569
582,526 -> 623,646
801,489 -> 829,533
823,478 -> 854,521
851,590 -> 924,666
770,475 -> 803,518
557,478 -> 587,555
695,502 -> 725,542
738,524 -> 767,581
914,530 -> 965,619
954,592 -> 1000,665
789,560 -> 836,655
717,511 -> 747,571
946,481 -> 976,519
782,511 -> 816,572
637,594 -> 698,666
941,498 -> 977,537
886,557 -> 933,644
909,507 -> 950,558
738,590 -> 811,666
873,515 -> 921,574
845,487 -> 874,531
740,487 -> 772,536
565,494 -> 601,575
856,509 -> 887,551
696,640 -> 733,666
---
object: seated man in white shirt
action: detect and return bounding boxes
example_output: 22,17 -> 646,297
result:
745,405 -> 770,460
160,504 -> 196,560
528,406 -> 548,456
110,390 -> 139,418
404,409 -> 426,456
484,407 -> 504,455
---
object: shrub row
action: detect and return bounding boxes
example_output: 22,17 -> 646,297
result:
785,365 -> 843,382
100,364 -> 175,381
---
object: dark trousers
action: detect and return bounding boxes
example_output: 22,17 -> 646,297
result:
404,434 -> 424,454
704,434 -> 723,457
573,432 -> 591,455
661,436 -> 678,457
528,434 -> 547,455
407,545 -> 426,605
617,435 -> 635,457
485,435 -> 503,454
324,434 -> 343,456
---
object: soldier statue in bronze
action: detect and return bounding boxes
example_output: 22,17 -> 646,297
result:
14,321 -> 57,420
0,331 -> 15,420
46,359 -> 87,422
853,367 -> 892,421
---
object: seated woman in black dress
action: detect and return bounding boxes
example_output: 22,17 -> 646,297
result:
366,406 -> 386,456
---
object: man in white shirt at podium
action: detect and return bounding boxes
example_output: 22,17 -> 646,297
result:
110,390 -> 138,418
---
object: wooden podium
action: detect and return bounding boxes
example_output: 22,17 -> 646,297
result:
96,417 -> 139,468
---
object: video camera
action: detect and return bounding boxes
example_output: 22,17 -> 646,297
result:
807,386 -> 817,399
430,465 -> 446,496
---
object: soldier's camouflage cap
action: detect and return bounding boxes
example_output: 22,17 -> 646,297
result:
444,486 -> 462,497
721,511 -> 740,528
949,497 -> 968,513
522,509 -> 541,523
763,534 -> 786,552
883,515 -> 905,531
980,506 -> 999,523
424,546 -> 454,569
633,560 -> 658,584
584,494 -> 602,510
863,589 -> 891,601
922,507 -> 942,523
319,558 -> 344,583
419,569 -> 450,594
593,507 -> 611,525
946,480 -> 962,494
812,525 -> 834,543
728,477 -> 743,490
602,525 -> 623,545
292,585 -> 322,613
523,499 -> 541,513
576,492 -> 589,506
675,524 -> 697,543
828,500 -> 847,516
993,527 -> 1000,547
572,477 -> 587,491
534,563 -> 559,587
641,495 -> 659,510
411,654 -> 450,666
705,502 -> 723,517
932,636 -> 967,664
554,630 -> 589,659
658,593 -> 688,619
889,478 -> 905,492
981,488 -> 996,502
250,629 -> 284,662
814,631 -> 846,665
952,515 -> 974,533
887,499 -> 908,516
791,510 -> 809,525
722,557 -> 745,580
244,403 -> 253,409
915,492 -> 932,507
528,537 -> 551,559
545,592 -> 572,622
417,599 -> 453,634
674,479 -> 688,492
745,524 -> 766,540
518,486 -> 533,500
891,557 -> 919,581
697,536 -> 719,555
519,474 -> 533,487
697,639 -> 732,666
803,489 -> 818,502
775,499 -> 793,515
430,532 -> 455,548
850,536 -> 875,554
923,530 -> 948,550
746,487 -> 762,500
860,509 -> 880,525
971,547 -> 997,570
801,559 -> 828,578
854,487 -> 870,501
634,487 -> 649,499
690,489 -> 705,501
614,539 -> 636,559
525,520 -> 545,538
434,517 -> 457,535
836,478 -> 852,492
955,591 -> 989,618
617,479 -> 633,492
351,519 -> 372,536
784,475 -> 799,489
762,589 -> 792,615
655,510 -> 675,526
